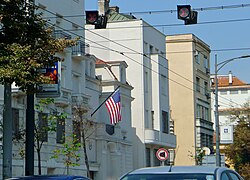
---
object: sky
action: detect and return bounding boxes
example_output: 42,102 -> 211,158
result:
85,0 -> 250,83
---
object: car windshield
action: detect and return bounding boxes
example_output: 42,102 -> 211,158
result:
121,173 -> 215,180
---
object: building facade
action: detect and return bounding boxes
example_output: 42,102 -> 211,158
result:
211,72 -> 250,148
166,34 -> 214,165
86,0 -> 176,169
0,1 -> 134,180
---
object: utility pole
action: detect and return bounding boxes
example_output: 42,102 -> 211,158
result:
25,0 -> 35,176
214,54 -> 221,167
2,83 -> 13,179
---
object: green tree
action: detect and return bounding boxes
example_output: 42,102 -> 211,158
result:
0,0 -> 75,90
225,102 -> 250,179
51,135 -> 81,175
188,147 -> 206,165
1,1 -> 75,177
13,98 -> 67,175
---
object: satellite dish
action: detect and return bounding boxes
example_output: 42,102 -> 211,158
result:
202,147 -> 211,155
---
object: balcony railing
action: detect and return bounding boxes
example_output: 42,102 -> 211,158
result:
145,129 -> 176,148
72,40 -> 89,57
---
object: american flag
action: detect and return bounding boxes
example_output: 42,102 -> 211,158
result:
105,89 -> 121,125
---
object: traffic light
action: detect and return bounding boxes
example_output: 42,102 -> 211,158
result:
177,5 -> 198,25
86,11 -> 99,25
177,5 -> 191,20
85,11 -> 107,29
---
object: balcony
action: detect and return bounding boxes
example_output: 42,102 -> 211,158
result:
52,30 -> 71,39
72,41 -> 89,60
54,88 -> 71,107
145,129 -> 176,149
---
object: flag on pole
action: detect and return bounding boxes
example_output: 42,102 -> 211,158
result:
105,89 -> 121,125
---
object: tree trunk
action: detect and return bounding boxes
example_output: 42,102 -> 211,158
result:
82,131 -> 90,178
37,148 -> 41,175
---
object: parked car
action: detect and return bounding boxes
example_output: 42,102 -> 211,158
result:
6,175 -> 90,180
120,166 -> 244,180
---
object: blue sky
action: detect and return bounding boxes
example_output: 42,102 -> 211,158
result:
85,0 -> 250,83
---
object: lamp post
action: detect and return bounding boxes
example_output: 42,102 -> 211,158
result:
214,54 -> 250,167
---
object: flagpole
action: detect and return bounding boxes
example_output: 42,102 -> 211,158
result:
91,86 -> 120,117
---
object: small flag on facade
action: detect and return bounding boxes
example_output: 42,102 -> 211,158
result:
105,89 -> 121,125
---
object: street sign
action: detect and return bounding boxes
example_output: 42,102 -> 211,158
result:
156,148 -> 169,161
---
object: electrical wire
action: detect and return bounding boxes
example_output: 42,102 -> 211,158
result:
43,3 -> 250,18
41,6 -> 243,108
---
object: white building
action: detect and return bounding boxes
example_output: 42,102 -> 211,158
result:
86,0 -> 176,169
211,71 -> 250,144
0,0 -> 134,180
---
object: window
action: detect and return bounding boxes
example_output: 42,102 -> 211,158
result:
12,108 -> 20,139
196,105 -> 209,120
151,111 -> 155,129
145,109 -> 149,128
221,172 -> 230,180
72,74 -> 80,94
203,55 -> 208,68
195,51 -> 200,64
162,111 -> 169,133
73,120 -> 81,143
149,45 -> 154,55
230,90 -> 238,94
241,89 -> 248,94
220,90 -> 227,95
38,113 -> 48,142
229,172 -> 241,180
57,118 -> 65,144
196,77 -> 200,92
144,71 -> 149,93
146,148 -> 151,167
161,75 -> 167,96
204,81 -> 208,95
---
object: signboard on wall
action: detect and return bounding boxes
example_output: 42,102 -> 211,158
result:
36,61 -> 61,98
220,125 -> 234,144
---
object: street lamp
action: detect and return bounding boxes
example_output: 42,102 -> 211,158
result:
214,54 -> 250,167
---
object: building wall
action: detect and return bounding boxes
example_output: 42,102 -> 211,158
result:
166,34 -> 213,165
86,18 -> 176,169
0,1 -> 135,180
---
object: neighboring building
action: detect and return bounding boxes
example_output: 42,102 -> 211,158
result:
210,72 -> 250,167
166,34 -> 214,165
0,1 -> 134,180
211,71 -> 250,128
86,0 -> 176,169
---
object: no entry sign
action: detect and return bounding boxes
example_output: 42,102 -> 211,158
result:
156,148 -> 169,161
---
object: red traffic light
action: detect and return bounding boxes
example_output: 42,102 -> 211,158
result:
86,11 -> 99,25
177,5 -> 191,20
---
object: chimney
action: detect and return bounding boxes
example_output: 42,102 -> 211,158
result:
228,71 -> 233,85
98,0 -> 110,15
109,6 -> 119,13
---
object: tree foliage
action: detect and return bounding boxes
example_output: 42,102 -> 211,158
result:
225,102 -> 250,179
51,134 -> 81,175
0,0 -> 76,91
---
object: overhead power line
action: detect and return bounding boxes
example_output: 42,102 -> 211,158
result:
125,4 -> 250,15
40,6 -> 242,107
44,3 -> 250,18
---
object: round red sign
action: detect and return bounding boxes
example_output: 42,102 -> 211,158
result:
156,148 -> 169,161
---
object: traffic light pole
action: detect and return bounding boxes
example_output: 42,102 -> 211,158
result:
25,92 -> 35,176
